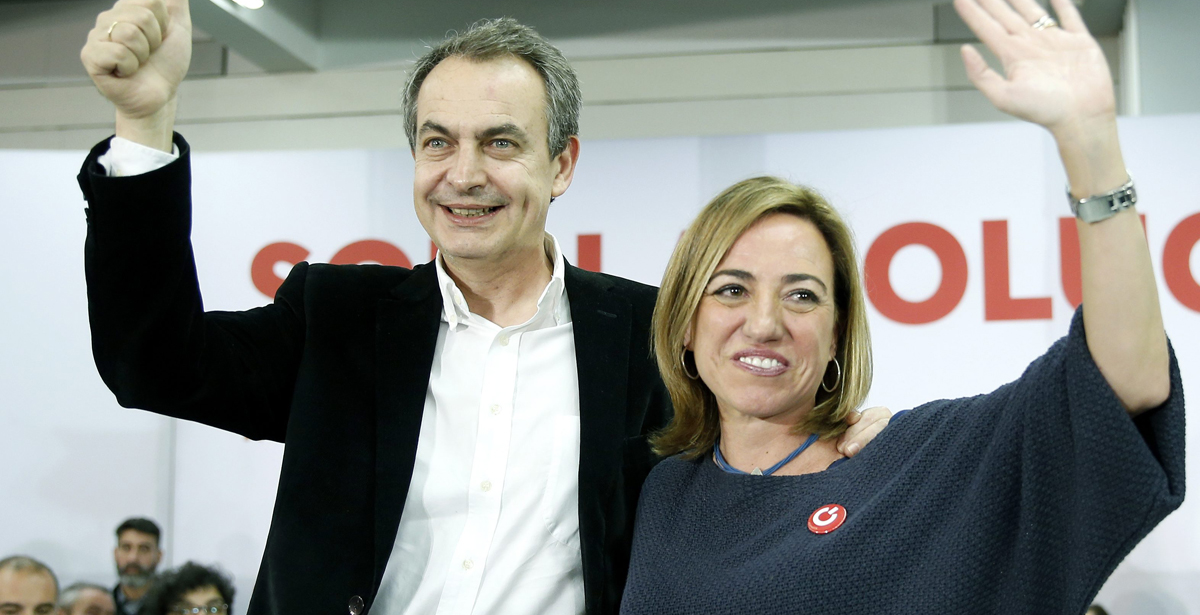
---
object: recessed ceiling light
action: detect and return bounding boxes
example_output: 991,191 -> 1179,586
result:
230,0 -> 265,8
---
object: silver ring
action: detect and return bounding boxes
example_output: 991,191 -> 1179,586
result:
106,21 -> 121,41
1031,15 -> 1059,30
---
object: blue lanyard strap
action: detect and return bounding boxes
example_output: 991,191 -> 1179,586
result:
713,433 -> 819,476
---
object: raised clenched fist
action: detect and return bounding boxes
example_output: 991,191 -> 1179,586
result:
81,0 -> 191,149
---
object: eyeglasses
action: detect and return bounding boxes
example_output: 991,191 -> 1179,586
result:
170,605 -> 228,615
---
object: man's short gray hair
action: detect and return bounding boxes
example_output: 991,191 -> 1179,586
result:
0,555 -> 59,594
402,17 -> 581,158
59,582 -> 109,610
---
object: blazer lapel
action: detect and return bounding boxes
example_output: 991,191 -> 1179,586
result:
565,264 -> 633,600
372,262 -> 443,594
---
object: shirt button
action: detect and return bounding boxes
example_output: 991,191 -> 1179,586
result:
497,334 -> 510,346
480,480 -> 492,492
462,559 -> 474,570
490,404 -> 501,415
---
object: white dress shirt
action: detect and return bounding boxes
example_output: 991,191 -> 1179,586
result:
372,237 -> 584,615
101,138 -> 586,614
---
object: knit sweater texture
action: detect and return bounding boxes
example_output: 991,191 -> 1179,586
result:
621,311 -> 1185,614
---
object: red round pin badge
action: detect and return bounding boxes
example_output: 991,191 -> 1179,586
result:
807,504 -> 847,534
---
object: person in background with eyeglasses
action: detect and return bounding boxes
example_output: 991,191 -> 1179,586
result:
136,563 -> 232,615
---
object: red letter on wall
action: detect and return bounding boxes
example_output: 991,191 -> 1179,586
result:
864,222 -> 968,324
578,234 -> 602,272
982,220 -> 1051,321
1164,212 -> 1200,313
251,242 -> 311,299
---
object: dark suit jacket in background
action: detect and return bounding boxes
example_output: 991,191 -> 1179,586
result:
78,135 -> 672,615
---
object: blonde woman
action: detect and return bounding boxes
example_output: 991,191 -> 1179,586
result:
621,0 -> 1184,612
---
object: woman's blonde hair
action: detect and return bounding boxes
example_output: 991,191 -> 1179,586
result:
650,176 -> 872,459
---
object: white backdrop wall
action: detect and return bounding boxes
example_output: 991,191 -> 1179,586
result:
2,115 -> 1198,614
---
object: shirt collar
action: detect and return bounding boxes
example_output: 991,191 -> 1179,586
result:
434,233 -> 569,330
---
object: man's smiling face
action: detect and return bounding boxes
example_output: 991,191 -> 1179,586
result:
412,55 -> 577,267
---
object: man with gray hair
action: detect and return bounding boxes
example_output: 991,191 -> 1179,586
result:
0,555 -> 58,615
76,1 -> 888,614
57,583 -> 115,615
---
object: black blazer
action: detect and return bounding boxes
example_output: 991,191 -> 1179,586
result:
79,136 -> 671,615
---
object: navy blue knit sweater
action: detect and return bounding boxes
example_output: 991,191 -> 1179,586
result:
621,311 -> 1185,614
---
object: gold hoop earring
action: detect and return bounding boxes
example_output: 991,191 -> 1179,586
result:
681,349 -> 699,380
821,358 -> 842,392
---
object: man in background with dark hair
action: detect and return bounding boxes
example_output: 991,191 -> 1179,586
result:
0,555 -> 58,615
57,582 -> 115,615
111,518 -> 162,615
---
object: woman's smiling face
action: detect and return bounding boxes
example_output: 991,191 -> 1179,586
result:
688,213 -> 838,426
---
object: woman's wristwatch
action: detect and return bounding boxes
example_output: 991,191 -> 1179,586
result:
1069,174 -> 1137,223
